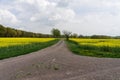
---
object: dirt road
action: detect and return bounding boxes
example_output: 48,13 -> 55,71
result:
0,40 -> 120,80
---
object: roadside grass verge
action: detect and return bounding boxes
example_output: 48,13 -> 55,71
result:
0,39 -> 59,60
66,40 -> 120,58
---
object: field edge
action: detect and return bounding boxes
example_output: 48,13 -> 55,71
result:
0,39 -> 59,60
66,40 -> 120,58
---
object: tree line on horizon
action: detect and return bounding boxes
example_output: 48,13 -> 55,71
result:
0,24 -> 52,38
0,24 -> 120,39
51,28 -> 120,39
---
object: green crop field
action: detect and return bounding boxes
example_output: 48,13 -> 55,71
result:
0,38 -> 59,60
67,38 -> 120,58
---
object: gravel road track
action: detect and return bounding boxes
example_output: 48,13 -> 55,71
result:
0,40 -> 120,80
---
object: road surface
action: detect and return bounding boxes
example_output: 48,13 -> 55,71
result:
0,40 -> 120,80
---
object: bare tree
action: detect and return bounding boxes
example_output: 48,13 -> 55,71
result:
63,30 -> 72,40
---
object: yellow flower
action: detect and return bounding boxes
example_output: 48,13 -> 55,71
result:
0,38 -> 55,48
70,38 -> 120,47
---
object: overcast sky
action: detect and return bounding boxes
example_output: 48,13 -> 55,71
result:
0,0 -> 120,36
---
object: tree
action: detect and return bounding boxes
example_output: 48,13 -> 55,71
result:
16,30 -> 22,37
51,28 -> 61,38
78,35 -> 84,38
71,33 -> 78,38
0,24 -> 54,38
0,24 -> 7,37
63,30 -> 72,40
91,35 -> 111,39
6,27 -> 17,37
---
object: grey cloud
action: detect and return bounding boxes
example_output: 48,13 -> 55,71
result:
0,0 -> 120,35
57,0 -> 70,7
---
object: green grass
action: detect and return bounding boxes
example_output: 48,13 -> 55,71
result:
0,39 -> 59,60
66,40 -> 120,58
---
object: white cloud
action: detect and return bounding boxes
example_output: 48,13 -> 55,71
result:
49,8 -> 75,21
0,9 -> 19,25
0,0 -> 120,36
18,0 -> 35,4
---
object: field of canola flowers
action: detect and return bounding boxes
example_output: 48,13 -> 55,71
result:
0,38 -> 55,48
0,38 -> 58,59
70,39 -> 120,47
68,38 -> 120,58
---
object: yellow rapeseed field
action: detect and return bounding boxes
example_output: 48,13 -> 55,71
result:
0,38 -> 55,47
70,38 -> 120,47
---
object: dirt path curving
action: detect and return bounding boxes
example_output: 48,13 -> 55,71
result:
0,40 -> 120,80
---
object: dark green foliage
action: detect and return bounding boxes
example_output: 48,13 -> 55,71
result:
67,40 -> 120,58
0,24 -> 52,37
51,28 -> 61,38
6,27 -> 17,37
0,25 -> 7,37
16,30 -> 22,37
0,39 -> 59,60
91,35 -> 112,39
77,35 -> 112,39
